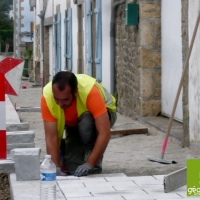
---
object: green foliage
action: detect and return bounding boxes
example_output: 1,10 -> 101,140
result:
0,18 -> 13,29
24,49 -> 33,58
0,30 -> 13,52
0,0 -> 10,19
132,0 -> 137,4
0,0 -> 13,52
0,30 -> 13,39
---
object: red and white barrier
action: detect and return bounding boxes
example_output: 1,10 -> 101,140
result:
0,57 -> 24,159
0,73 -> 6,158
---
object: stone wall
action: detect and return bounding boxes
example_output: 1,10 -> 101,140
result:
115,4 -> 140,115
34,25 -> 41,85
13,0 -> 21,58
44,26 -> 49,85
116,0 -> 161,117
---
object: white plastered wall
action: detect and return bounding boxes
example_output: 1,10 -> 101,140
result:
35,0 -> 41,26
101,0 -> 111,92
189,0 -> 200,142
161,0 -> 183,121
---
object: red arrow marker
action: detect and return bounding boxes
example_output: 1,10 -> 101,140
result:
0,57 -> 23,159
0,57 -> 23,95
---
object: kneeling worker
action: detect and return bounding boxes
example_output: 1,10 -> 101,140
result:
41,71 -> 117,177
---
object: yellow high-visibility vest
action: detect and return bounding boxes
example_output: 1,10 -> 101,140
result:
43,74 -> 116,145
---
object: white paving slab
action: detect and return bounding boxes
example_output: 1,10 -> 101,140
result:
121,191 -> 155,199
145,188 -> 183,199
104,176 -> 131,182
130,175 -> 162,185
84,180 -> 138,188
113,184 -> 140,191
9,173 -> 65,200
153,175 -> 165,182
173,185 -> 187,198
138,184 -> 164,190
156,199 -> 189,200
57,180 -> 85,188
58,177 -> 107,184
62,191 -> 92,198
10,173 -> 193,200
85,186 -> 116,193
67,196 -> 125,200
80,173 -> 127,178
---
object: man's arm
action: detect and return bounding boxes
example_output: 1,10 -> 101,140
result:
85,112 -> 111,167
43,121 -> 60,167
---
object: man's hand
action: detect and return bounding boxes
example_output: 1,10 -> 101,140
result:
74,163 -> 92,177
56,166 -> 68,176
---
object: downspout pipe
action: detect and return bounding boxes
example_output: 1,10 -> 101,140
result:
38,6 -> 46,88
33,7 -> 36,82
110,0 -> 125,94
17,0 -> 21,58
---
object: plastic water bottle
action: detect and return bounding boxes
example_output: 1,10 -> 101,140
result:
40,155 -> 56,200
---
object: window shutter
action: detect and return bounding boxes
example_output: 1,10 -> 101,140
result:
85,0 -> 93,76
64,8 -> 72,71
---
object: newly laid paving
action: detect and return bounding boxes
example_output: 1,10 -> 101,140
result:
10,173 -> 190,200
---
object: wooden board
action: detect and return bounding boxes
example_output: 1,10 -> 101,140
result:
111,128 -> 148,136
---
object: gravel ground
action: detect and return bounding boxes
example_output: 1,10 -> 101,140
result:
0,174 -> 11,200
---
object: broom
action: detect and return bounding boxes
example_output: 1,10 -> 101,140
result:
21,64 -> 36,89
22,62 -> 37,89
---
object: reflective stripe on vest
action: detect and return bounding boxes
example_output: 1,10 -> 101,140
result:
95,81 -> 116,113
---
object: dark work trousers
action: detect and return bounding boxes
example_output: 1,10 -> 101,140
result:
62,111 -> 117,175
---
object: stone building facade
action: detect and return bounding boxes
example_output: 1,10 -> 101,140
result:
34,25 -> 41,84
31,0 -> 190,128
13,0 -> 34,59
116,0 -> 161,117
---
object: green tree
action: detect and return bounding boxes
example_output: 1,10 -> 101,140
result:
0,0 -> 13,51
0,0 -> 9,19
0,0 -> 13,29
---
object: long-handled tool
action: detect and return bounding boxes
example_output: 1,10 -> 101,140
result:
21,61 -> 37,89
22,68 -> 34,89
147,8 -> 200,164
